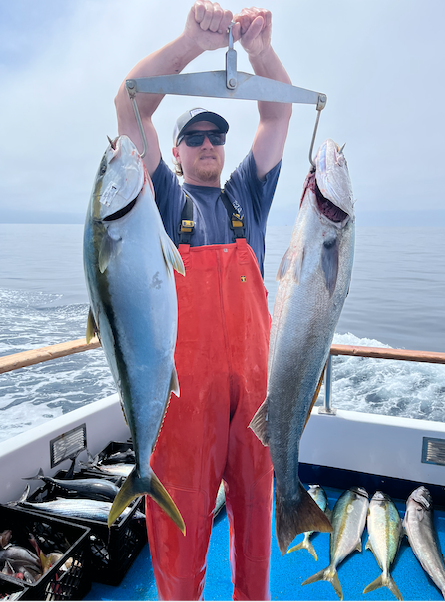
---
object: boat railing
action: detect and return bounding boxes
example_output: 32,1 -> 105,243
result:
1,338 -> 444,415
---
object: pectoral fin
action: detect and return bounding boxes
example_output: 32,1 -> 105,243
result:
321,239 -> 338,296
160,232 -> 185,276
99,232 -> 122,273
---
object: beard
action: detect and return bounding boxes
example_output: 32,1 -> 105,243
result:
192,153 -> 223,183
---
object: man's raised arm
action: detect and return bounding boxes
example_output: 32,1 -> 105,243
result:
234,8 -> 292,180
114,1 -> 238,176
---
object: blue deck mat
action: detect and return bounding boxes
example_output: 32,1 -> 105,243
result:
85,485 -> 445,601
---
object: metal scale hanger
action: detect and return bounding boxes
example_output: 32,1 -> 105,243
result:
125,22 -> 326,166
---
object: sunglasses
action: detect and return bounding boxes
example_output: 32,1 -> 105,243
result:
177,130 -> 226,147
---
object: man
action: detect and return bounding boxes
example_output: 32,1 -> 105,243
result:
115,2 -> 292,600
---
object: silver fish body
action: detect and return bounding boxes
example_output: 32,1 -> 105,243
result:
403,486 -> 445,598
250,139 -> 355,553
302,486 -> 369,600
83,135 -> 185,532
287,484 -> 329,560
364,491 -> 403,600
19,498 -> 143,523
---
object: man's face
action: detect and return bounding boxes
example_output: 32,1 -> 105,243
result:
172,121 -> 225,186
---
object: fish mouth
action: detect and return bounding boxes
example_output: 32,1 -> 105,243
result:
315,179 -> 349,223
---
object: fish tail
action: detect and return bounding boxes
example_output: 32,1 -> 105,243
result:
302,566 -> 343,600
363,573 -> 403,601
108,467 -> 185,535
275,481 -> 332,554
287,534 -> 318,560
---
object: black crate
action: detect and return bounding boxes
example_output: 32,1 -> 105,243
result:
80,440 -> 135,481
0,505 -> 91,600
26,464 -> 147,586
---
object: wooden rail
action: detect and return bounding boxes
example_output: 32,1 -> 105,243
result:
0,338 -> 444,375
0,338 -> 100,374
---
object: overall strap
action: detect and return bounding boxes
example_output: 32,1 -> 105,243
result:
178,192 -> 195,245
220,190 -> 246,240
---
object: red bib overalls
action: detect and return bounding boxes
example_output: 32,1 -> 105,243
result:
145,238 -> 273,601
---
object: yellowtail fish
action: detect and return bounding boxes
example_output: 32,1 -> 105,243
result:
363,491 -> 403,600
302,486 -> 368,600
83,135 -> 185,533
287,484 -> 329,560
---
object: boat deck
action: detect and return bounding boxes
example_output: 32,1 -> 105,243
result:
85,482 -> 445,601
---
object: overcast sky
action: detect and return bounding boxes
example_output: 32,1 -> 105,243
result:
1,0 -> 444,227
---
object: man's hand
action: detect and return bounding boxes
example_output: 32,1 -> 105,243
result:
234,7 -> 272,57
184,1 -> 241,51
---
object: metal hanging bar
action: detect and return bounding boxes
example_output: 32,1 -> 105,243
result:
318,355 -> 337,416
125,22 -> 327,163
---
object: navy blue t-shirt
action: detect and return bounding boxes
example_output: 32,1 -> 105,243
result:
151,150 -> 281,276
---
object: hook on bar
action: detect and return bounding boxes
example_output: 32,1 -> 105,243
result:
308,93 -> 327,168
126,80 -> 147,159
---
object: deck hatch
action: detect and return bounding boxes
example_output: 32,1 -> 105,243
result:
422,437 -> 445,466
50,423 -> 87,468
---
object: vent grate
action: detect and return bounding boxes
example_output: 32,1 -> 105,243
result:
422,437 -> 445,466
50,423 -> 87,468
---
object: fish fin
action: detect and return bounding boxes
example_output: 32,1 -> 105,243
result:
86,308 -> 99,344
321,239 -> 339,296
160,231 -> 185,276
108,466 -> 185,535
277,245 -> 305,284
363,573 -> 403,601
23,468 -> 45,481
302,566 -> 343,600
287,535 -> 318,561
249,400 -> 269,446
355,539 -> 363,553
170,366 -> 180,398
99,232 -> 121,273
365,539 -> 372,552
275,481 -> 333,555
276,248 -> 291,280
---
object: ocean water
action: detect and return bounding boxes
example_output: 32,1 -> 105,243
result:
0,223 -> 444,443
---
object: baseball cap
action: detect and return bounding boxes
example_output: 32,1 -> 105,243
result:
173,108 -> 229,146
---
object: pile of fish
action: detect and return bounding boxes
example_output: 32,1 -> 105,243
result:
0,528 -> 72,585
289,484 -> 445,601
83,135 -> 185,533
15,448 -> 146,524
250,139 -> 355,554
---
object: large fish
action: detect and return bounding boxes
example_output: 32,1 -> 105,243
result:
302,486 -> 369,600
250,139 -> 355,553
403,486 -> 445,598
363,491 -> 403,600
83,135 -> 185,532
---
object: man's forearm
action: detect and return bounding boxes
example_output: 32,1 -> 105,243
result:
115,34 -> 203,120
249,45 -> 292,123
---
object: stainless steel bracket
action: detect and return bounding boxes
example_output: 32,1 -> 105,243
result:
126,22 -> 327,161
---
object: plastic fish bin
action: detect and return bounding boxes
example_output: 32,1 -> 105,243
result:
0,505 -> 91,601
27,480 -> 146,586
